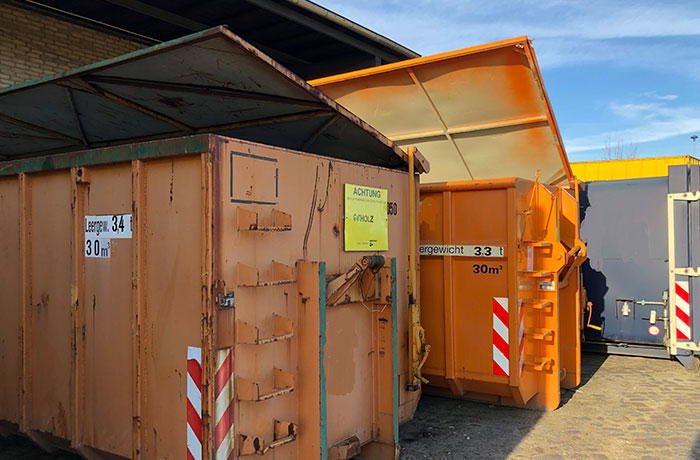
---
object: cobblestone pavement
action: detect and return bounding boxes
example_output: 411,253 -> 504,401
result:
399,353 -> 700,460
2,353 -> 699,459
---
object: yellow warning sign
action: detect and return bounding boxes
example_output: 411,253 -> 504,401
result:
344,183 -> 388,251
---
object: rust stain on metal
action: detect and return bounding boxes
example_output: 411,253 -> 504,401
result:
156,95 -> 189,113
303,165 -> 320,260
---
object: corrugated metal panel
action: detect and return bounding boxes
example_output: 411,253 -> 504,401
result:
0,26 -> 428,173
311,37 -> 573,186
572,156 -> 700,181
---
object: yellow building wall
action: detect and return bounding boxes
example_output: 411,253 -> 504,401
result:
571,156 -> 700,181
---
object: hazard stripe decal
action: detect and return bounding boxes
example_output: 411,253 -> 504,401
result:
676,281 -> 691,341
492,297 -> 509,377
187,347 -> 202,460
518,300 -> 525,377
214,348 -> 235,460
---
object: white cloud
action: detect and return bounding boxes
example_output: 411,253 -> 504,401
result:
608,102 -> 663,119
319,0 -> 700,72
565,101 -> 700,152
644,91 -> 678,101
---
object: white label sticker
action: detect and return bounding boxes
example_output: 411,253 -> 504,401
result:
419,244 -> 504,258
539,281 -> 556,291
527,246 -> 534,272
84,214 -> 132,259
85,214 -> 132,239
85,237 -> 111,258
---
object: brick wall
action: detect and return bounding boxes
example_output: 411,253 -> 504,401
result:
0,3 -> 143,87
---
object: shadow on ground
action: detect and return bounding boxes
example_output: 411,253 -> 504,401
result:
559,351 -> 607,407
399,352 -> 610,460
0,434 -> 78,460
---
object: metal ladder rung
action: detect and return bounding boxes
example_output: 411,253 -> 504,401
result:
525,328 -> 553,340
237,368 -> 295,402
524,241 -> 552,248
523,271 -> 552,278
526,357 -> 553,371
236,315 -> 294,345
521,300 -> 552,309
239,421 -> 297,456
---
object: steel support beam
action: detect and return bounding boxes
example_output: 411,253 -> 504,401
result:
405,68 -> 474,180
65,88 -> 88,147
0,133 -> 64,142
243,0 -> 396,62
388,114 -> 550,143
0,113 -> 82,145
300,114 -> 338,150
83,75 -> 324,109
205,109 -> 333,133
66,79 -> 195,134
102,0 -> 309,65
102,0 -> 209,31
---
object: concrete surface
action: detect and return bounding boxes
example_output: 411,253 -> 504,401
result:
1,353 -> 699,459
399,353 -> 700,460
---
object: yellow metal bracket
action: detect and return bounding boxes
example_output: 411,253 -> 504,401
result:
407,147 -> 431,390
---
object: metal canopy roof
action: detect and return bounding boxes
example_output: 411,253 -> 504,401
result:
0,26 -> 427,172
8,0 -> 419,79
311,37 -> 573,186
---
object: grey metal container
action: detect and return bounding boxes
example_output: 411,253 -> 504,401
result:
580,176 -> 669,346
581,165 -> 700,367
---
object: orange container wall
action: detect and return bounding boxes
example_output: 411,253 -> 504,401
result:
419,178 -> 581,411
0,134 -> 418,460
557,186 -> 586,389
0,179 -> 20,427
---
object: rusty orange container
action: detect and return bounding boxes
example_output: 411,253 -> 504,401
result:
0,134 -> 422,460
418,178 -> 584,410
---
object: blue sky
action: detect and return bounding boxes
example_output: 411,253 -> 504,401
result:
316,0 -> 700,162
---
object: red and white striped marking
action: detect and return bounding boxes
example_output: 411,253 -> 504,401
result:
187,346 -> 202,460
215,348 -> 235,460
518,300 -> 525,377
492,297 -> 510,377
675,280 -> 691,341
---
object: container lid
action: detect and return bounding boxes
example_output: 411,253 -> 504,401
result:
0,26 -> 427,173
311,37 -> 571,185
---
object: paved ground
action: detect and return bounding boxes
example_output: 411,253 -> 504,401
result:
1,353 -> 699,459
399,353 -> 700,460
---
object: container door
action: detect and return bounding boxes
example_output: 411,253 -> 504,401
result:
580,178 -> 669,345
667,165 -> 700,359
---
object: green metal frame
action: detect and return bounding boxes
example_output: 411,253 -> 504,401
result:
391,257 -> 399,445
0,134 -> 212,176
0,28 -> 217,95
319,262 -> 328,460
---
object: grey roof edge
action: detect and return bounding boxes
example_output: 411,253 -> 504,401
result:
281,0 -> 420,59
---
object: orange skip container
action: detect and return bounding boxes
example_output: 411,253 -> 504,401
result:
418,178 -> 585,410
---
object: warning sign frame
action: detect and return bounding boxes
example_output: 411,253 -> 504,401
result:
344,183 -> 388,251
